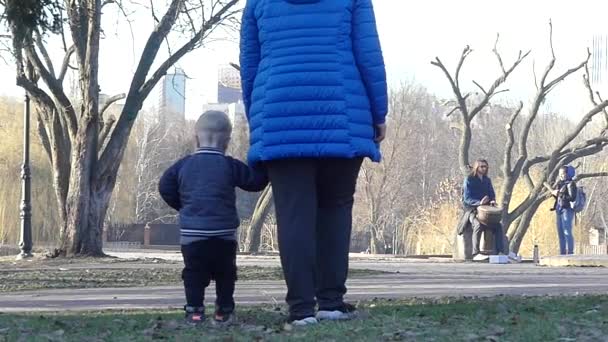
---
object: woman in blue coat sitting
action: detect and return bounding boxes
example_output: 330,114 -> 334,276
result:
240,0 -> 388,325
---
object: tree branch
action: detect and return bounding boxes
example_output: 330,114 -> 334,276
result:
36,111 -> 53,164
559,137 -> 608,159
597,92 -> 608,128
115,0 -> 184,121
544,50 -> 590,95
493,33 -> 506,74
527,154 -> 551,166
100,93 -> 126,118
522,167 -> 536,191
59,45 -> 76,83
66,0 -> 89,65
583,62 -> 608,127
517,22 -> 566,161
16,75 -> 56,112
559,141 -> 608,166
538,20 -> 557,88
469,48 -> 530,120
445,106 -> 460,118
503,101 -> 524,174
139,0 -> 240,100
431,56 -> 469,119
455,46 -> 472,89
472,80 -> 487,95
34,31 -> 55,77
99,116 -> 116,147
554,100 -> 608,154
24,45 -> 77,137
576,172 -> 608,181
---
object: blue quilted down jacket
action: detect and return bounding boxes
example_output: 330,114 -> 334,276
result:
240,0 -> 388,164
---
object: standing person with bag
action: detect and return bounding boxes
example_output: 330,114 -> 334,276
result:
239,0 -> 388,326
551,165 -> 578,255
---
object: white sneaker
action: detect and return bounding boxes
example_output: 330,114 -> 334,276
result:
473,254 -> 489,261
316,310 -> 357,321
508,252 -> 521,262
316,303 -> 358,321
290,317 -> 318,326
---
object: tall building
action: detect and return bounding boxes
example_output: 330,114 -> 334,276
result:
157,68 -> 186,119
201,65 -> 245,125
218,64 -> 242,103
590,35 -> 608,91
218,64 -> 241,89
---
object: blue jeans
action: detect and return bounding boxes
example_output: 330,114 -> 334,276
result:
556,209 -> 575,255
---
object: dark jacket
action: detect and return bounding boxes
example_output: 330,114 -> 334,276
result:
462,175 -> 496,210
158,148 -> 268,239
553,180 -> 577,211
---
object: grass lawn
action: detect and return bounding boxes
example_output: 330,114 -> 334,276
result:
0,256 -> 385,292
0,296 -> 606,341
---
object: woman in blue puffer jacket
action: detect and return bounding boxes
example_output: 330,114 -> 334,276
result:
240,0 -> 387,325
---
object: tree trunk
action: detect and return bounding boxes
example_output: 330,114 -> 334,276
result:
61,115 -> 102,255
458,122 -> 472,175
246,186 -> 273,253
369,226 -> 385,254
508,197 -> 545,253
499,175 -> 517,228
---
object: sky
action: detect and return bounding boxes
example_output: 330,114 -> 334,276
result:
1,0 -> 607,121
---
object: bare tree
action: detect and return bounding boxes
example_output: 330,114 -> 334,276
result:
133,111 -> 191,224
244,185 -> 272,252
356,83 -> 457,253
1,0 -> 240,256
434,23 -> 608,253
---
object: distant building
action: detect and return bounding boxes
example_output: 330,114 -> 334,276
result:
590,35 -> 608,92
218,83 -> 242,104
217,64 -> 242,103
157,68 -> 186,120
218,64 -> 241,89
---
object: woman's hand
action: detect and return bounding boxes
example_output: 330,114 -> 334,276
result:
374,123 -> 387,143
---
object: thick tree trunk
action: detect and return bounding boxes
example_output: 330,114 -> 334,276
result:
61,116 -> 102,255
246,186 -> 273,253
60,188 -> 110,256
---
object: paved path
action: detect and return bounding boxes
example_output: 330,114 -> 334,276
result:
1,257 -> 607,312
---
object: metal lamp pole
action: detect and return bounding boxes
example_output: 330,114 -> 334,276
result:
17,93 -> 33,259
0,33 -> 32,258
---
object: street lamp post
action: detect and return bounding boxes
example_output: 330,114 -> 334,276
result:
17,93 -> 33,259
0,33 -> 32,258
